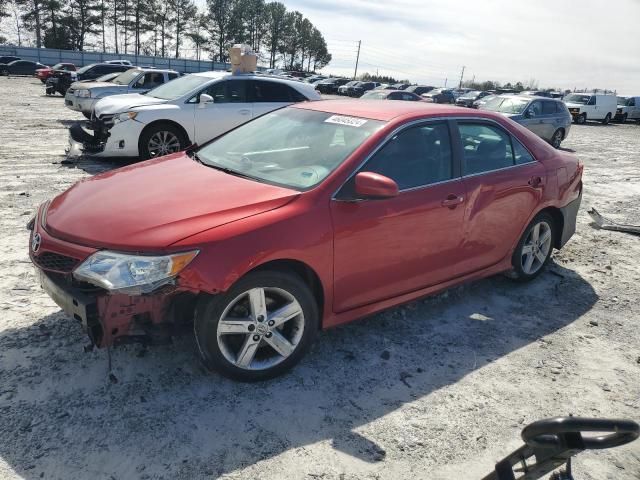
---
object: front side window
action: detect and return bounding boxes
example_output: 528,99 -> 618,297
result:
587,96 -> 596,106
113,69 -> 142,85
564,94 -> 591,105
362,123 -> 453,190
628,98 -> 636,107
458,123 -> 514,175
197,108 -> 384,190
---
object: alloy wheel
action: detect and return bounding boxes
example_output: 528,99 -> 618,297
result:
147,130 -> 181,157
216,287 -> 305,371
521,221 -> 552,275
551,130 -> 563,148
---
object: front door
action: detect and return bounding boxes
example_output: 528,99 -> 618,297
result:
331,121 -> 467,312
193,79 -> 252,145
454,121 -> 546,274
520,100 -> 546,137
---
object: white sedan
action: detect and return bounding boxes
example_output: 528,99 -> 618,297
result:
69,72 -> 321,159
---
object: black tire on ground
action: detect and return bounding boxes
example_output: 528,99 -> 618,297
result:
194,270 -> 319,382
621,113 -> 628,123
509,212 -> 556,282
575,113 -> 587,125
138,122 -> 188,160
40,78 -> 46,84
602,113 -> 611,125
551,129 -> 564,149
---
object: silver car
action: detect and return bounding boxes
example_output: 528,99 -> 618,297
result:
479,95 -> 572,148
65,68 -> 179,117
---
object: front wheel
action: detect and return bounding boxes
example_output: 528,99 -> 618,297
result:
139,123 -> 187,160
621,113 -> 628,123
601,113 -> 611,125
510,213 -> 555,282
575,113 -> 587,125
194,270 -> 319,381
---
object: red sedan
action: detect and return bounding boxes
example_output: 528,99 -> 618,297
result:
29,101 -> 582,381
35,62 -> 76,83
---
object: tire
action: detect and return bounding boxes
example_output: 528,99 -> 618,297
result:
550,129 -> 563,149
621,113 -> 628,123
510,212 -> 556,282
194,270 -> 319,382
139,122 -> 188,160
575,113 -> 587,125
601,113 -> 611,125
82,112 -> 91,120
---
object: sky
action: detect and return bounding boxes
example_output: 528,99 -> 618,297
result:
285,0 -> 640,94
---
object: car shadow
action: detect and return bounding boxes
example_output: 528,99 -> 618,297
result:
0,262 -> 597,479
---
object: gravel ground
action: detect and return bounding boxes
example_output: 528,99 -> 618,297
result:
1,76 -> 639,480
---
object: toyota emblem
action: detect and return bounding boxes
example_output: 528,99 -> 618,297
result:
32,233 -> 41,253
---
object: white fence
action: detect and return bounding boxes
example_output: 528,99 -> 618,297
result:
0,45 -> 234,73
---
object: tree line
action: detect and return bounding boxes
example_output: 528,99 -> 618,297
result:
0,0 -> 332,70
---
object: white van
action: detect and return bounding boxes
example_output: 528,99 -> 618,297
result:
615,96 -> 640,122
563,93 -> 617,125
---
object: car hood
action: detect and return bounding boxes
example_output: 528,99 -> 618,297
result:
45,153 -> 300,250
75,82 -> 126,90
94,93 -> 167,116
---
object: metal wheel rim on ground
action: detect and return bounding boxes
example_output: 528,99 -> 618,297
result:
521,221 -> 552,275
216,287 -> 305,370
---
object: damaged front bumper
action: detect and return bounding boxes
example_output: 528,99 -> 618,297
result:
67,117 -> 142,158
36,268 -> 196,348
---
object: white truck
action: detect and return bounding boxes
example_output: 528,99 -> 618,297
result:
563,93 -> 617,125
615,96 -> 640,123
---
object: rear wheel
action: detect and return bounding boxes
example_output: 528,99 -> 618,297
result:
194,270 -> 319,382
575,113 -> 587,125
621,113 -> 628,123
550,129 -> 564,149
510,213 -> 555,282
139,123 -> 187,160
601,113 -> 611,125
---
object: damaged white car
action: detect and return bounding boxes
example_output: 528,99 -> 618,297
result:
65,68 -> 179,117
68,72 -> 322,160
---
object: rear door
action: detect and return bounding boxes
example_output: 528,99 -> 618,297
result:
192,79 -> 252,144
331,121 -> 467,311
455,121 -> 545,274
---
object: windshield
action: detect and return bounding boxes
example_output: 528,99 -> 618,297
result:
482,97 -> 530,114
564,94 -> 591,104
76,63 -> 97,74
197,108 -> 384,190
51,63 -> 64,70
617,96 -> 628,106
362,91 -> 388,99
146,74 -> 211,100
112,69 -> 142,85
462,91 -> 482,98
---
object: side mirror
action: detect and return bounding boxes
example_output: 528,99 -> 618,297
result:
354,172 -> 399,199
199,93 -> 214,107
525,108 -> 535,118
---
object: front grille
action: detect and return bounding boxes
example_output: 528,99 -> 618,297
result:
34,252 -> 81,273
98,114 -> 115,128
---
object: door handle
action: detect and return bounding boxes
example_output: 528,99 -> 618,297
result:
238,109 -> 251,115
441,194 -> 465,208
528,176 -> 543,187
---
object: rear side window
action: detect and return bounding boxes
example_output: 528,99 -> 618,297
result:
201,80 -> 247,103
363,122 -> 453,190
457,123 -> 514,175
513,138 -> 534,165
542,101 -> 556,114
251,80 -> 302,102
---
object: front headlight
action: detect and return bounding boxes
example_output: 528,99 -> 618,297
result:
113,111 -> 138,124
73,250 -> 198,294
75,90 -> 91,98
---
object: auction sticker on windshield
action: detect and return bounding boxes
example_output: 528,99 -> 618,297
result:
324,115 -> 368,127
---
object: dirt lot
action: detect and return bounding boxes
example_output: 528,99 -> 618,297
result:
0,76 -> 639,480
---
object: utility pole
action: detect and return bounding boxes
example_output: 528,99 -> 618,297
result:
444,77 -> 447,87
354,40 -> 361,80
471,74 -> 475,85
458,65 -> 465,88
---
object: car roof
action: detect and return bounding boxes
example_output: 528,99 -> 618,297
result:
294,99 -> 510,122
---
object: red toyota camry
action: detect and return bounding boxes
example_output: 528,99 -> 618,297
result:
29,100 -> 582,381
